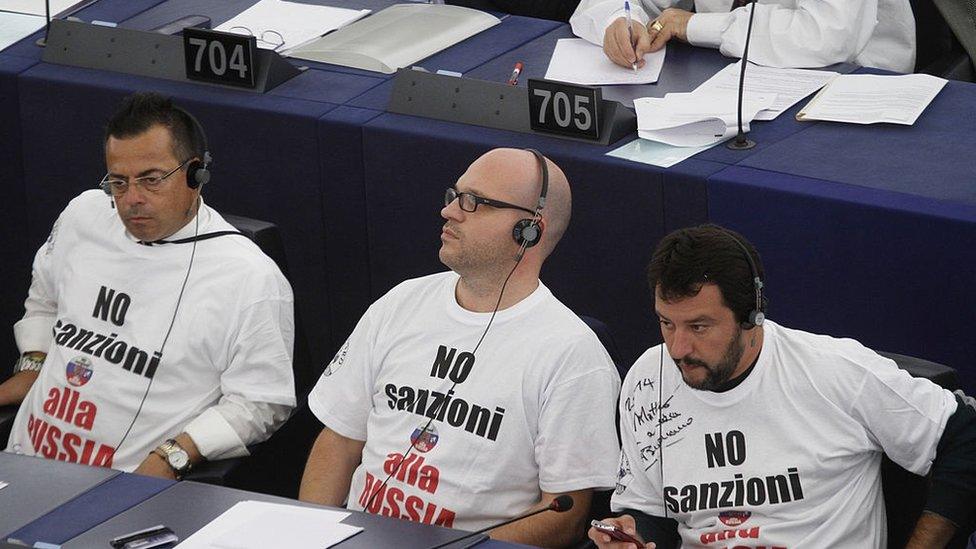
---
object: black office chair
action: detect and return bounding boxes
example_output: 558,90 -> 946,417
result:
916,0 -> 976,81
879,351 -> 974,549
183,213 -> 314,486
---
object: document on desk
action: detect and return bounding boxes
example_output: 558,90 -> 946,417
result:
289,4 -> 499,74
177,500 -> 361,549
215,0 -> 370,53
544,38 -> 664,85
607,137 -> 714,168
796,73 -> 947,125
694,61 -> 838,120
0,11 -> 44,52
635,91 -> 775,147
0,0 -> 85,16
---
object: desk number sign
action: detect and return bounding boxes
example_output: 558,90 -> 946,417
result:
527,79 -> 601,140
183,28 -> 257,88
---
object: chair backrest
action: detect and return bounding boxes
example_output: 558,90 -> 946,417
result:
579,315 -> 625,381
879,351 -> 968,549
930,0 -> 976,79
221,214 -> 315,399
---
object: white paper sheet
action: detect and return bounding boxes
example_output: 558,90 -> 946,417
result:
0,11 -> 44,52
635,91 -> 774,147
0,0 -> 83,16
216,0 -> 370,53
544,38 -> 664,86
796,73 -> 947,125
177,500 -> 360,549
606,137 -> 714,168
695,61 -> 838,121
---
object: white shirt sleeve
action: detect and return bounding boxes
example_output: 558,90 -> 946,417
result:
846,355 -> 957,476
686,0 -> 878,69
610,355 -> 670,516
307,300 -> 382,442
536,360 -> 620,493
183,399 -> 292,460
184,283 -> 297,459
14,214 -> 67,355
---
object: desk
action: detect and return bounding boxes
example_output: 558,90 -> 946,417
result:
0,0 -> 973,392
65,480 -> 528,548
0,452 -> 119,538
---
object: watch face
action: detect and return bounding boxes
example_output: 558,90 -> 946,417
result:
168,450 -> 190,470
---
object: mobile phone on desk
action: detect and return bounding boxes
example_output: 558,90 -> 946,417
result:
109,525 -> 179,549
591,520 -> 645,546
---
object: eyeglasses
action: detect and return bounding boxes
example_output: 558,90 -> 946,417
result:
100,159 -> 191,197
444,187 -> 536,216
228,26 -> 285,51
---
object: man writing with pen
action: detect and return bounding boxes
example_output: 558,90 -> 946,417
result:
570,0 -> 916,73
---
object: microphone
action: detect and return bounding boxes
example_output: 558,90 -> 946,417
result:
726,0 -> 759,150
428,496 -> 574,549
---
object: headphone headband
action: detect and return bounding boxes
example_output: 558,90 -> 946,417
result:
512,149 -> 549,257
173,105 -> 212,189
719,228 -> 765,329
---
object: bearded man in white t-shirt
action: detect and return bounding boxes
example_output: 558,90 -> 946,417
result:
299,148 -> 621,547
0,93 -> 296,479
588,224 -> 976,549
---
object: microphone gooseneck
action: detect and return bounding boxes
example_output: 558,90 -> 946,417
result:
727,0 -> 759,150
427,496 -> 574,549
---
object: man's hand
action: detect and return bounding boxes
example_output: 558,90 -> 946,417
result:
647,9 -> 694,52
133,452 -> 177,480
603,17 -> 652,69
588,514 -> 656,548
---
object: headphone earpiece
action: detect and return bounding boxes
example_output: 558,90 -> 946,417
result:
513,219 -> 542,248
720,229 -> 765,330
174,108 -> 211,190
513,149 -> 549,253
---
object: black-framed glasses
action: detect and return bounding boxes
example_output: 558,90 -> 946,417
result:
444,187 -> 536,216
100,159 -> 191,197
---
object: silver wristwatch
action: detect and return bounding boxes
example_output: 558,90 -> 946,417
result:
152,439 -> 192,479
13,353 -> 45,373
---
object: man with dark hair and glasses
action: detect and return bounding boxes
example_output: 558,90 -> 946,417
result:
1,92 -> 296,480
300,148 -> 620,547
588,224 -> 976,549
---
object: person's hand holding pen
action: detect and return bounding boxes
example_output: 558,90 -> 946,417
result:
602,5 -> 652,70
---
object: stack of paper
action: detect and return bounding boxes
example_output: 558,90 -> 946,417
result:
694,61 -> 838,121
177,500 -> 362,549
0,11 -> 45,52
216,0 -> 370,54
634,91 -> 774,147
544,38 -> 665,86
796,73 -> 947,125
289,4 -> 499,74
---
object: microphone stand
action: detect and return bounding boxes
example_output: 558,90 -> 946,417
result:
36,0 -> 51,47
726,0 -> 758,150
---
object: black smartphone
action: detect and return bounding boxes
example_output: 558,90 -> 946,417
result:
109,524 -> 179,549
591,520 -> 645,546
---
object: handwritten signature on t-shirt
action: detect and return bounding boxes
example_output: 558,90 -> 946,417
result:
626,377 -> 694,469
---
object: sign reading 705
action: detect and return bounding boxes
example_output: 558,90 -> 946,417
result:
527,78 -> 602,140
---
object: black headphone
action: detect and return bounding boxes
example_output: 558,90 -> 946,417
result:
512,148 -> 548,254
176,106 -> 212,190
719,228 -> 766,329
100,105 -> 212,195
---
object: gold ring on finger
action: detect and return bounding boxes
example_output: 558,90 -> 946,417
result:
651,21 -> 664,32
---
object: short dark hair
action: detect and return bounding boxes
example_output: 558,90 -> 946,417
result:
647,224 -> 765,325
104,92 -> 204,162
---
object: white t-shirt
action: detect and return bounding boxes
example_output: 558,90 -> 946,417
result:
309,271 -> 620,531
612,320 -> 956,548
6,190 -> 296,471
571,0 -> 915,73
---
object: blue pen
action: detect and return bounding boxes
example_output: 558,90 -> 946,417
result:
624,0 -> 638,72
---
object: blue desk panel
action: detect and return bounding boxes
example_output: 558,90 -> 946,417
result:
6,473 -> 173,546
0,453 -> 119,539
707,166 -> 976,393
0,55 -> 38,374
